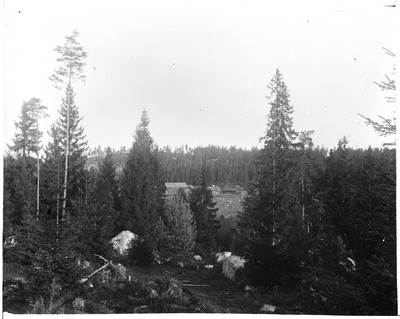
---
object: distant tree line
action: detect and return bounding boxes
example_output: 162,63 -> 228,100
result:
85,144 -> 259,189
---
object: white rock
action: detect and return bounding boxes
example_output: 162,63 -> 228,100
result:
222,255 -> 245,280
177,261 -> 184,268
260,304 -> 276,313
244,285 -> 254,292
193,255 -> 203,261
110,231 -> 139,255
216,251 -> 232,262
72,297 -> 85,311
204,265 -> 214,269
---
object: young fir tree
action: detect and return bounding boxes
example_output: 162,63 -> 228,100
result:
157,194 -> 197,261
121,110 -> 165,238
49,30 -> 88,215
235,69 -> 305,287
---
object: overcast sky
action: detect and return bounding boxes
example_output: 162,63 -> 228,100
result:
3,0 -> 397,152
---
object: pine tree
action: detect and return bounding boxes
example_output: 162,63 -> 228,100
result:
8,98 -> 47,220
30,98 -> 49,218
121,110 -> 165,237
11,99 -> 37,158
157,194 -> 197,261
235,69 -> 305,286
49,30 -> 88,215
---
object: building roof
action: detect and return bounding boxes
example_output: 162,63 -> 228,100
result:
165,182 -> 188,189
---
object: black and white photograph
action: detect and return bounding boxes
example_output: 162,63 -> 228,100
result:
2,0 -> 397,315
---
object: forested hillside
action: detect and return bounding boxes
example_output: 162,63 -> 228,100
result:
3,31 -> 396,315
86,145 -> 258,189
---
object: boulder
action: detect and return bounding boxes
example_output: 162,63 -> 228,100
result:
260,304 -> 276,313
222,255 -> 245,280
244,285 -> 254,292
216,251 -> 232,263
193,255 -> 202,261
110,231 -> 139,255
204,265 -> 214,269
72,298 -> 85,311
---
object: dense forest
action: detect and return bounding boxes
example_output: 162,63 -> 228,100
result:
86,144 -> 258,188
3,32 -> 396,315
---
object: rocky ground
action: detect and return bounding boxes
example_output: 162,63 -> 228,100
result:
3,257 -> 308,314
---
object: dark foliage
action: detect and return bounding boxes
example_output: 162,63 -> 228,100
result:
127,237 -> 156,267
120,110 -> 165,236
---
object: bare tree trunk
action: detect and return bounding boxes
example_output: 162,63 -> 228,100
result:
36,119 -> 40,220
272,145 -> 276,246
301,176 -> 305,230
56,139 -> 60,225
62,82 -> 71,216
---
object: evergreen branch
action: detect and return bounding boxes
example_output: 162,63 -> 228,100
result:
383,47 -> 396,57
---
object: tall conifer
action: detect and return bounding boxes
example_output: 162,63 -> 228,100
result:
49,30 -> 87,215
235,69 -> 304,286
121,110 -> 165,237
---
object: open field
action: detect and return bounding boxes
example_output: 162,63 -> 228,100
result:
214,193 -> 245,218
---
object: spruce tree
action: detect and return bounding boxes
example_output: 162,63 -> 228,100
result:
96,146 -> 122,214
235,69 -> 305,286
358,48 -> 396,145
121,110 -> 165,238
56,85 -> 88,212
42,124 -> 63,223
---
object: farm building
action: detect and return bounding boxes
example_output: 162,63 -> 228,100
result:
207,185 -> 221,195
220,187 -> 239,195
220,185 -> 246,195
165,182 -> 189,198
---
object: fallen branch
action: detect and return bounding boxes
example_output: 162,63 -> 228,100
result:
134,305 -> 147,313
94,254 -> 109,263
79,262 -> 110,283
182,284 -> 210,287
